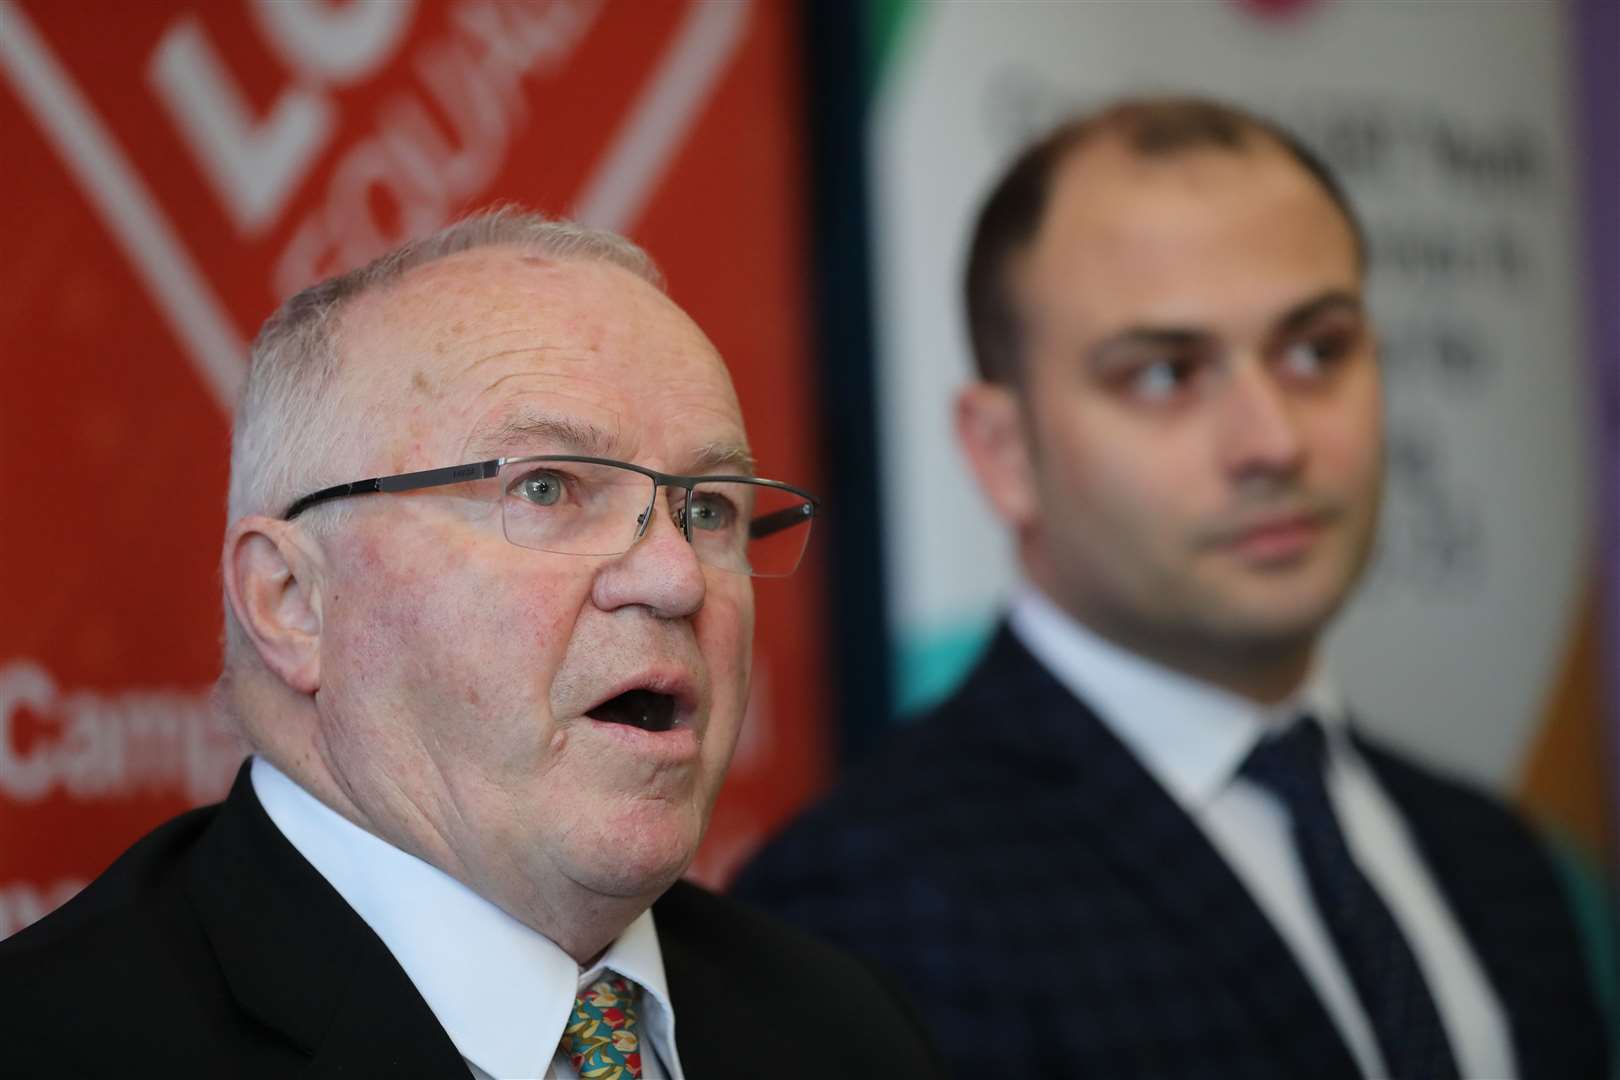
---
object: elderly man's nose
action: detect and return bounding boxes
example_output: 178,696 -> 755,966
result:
594,499 -> 706,617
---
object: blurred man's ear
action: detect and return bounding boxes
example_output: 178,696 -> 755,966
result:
222,518 -> 324,694
955,381 -> 1040,529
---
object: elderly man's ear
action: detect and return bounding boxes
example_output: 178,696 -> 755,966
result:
955,381 -> 1040,529
223,518 -> 325,694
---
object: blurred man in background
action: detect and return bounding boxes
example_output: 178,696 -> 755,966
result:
0,209 -> 942,1079
736,99 -> 1607,1078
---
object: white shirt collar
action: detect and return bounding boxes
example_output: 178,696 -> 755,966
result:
1007,583 -> 1346,811
251,756 -> 682,1080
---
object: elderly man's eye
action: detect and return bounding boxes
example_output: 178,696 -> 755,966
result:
515,471 -> 566,506
688,492 -> 739,531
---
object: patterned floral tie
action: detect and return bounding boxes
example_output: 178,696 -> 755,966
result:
560,974 -> 645,1080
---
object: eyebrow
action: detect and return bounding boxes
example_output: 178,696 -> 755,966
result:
1087,327 -> 1204,371
466,413 -> 617,460
467,412 -> 757,475
688,440 -> 758,476
1272,290 -> 1364,338
1088,289 -> 1365,369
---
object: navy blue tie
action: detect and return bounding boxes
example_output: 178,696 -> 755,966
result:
1243,718 -> 1460,1079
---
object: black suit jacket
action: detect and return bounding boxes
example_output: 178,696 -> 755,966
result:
733,625 -> 1608,1078
0,763 -> 945,1078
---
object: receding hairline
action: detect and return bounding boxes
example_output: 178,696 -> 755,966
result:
354,240 -> 662,303
326,242 -> 730,414
317,207 -> 664,306
962,97 -> 1366,386
229,209 -> 667,525
1019,132 -> 1363,288
341,257 -> 754,474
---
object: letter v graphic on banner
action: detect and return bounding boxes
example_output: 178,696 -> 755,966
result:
0,0 -> 246,413
573,0 -> 750,233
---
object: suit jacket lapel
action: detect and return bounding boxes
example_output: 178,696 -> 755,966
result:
187,763 -> 469,1077
972,627 -> 1360,1078
655,882 -> 778,1080
1352,732 -> 1604,1080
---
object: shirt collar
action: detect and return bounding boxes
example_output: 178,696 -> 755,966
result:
583,906 -> 681,1080
250,757 -> 682,1080
1007,583 -> 1346,811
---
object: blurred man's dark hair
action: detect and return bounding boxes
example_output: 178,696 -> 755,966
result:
964,96 -> 1365,385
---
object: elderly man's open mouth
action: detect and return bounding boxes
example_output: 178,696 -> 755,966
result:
587,688 -> 679,733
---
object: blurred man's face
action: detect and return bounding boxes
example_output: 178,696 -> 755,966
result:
309,250 -> 754,914
1001,140 -> 1382,672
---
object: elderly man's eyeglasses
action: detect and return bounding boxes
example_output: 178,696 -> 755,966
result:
282,456 -> 819,578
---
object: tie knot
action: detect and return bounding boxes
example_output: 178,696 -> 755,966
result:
1241,714 -> 1329,805
562,973 -> 645,1079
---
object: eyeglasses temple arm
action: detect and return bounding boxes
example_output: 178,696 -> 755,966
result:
283,460 -> 502,519
748,502 -> 816,540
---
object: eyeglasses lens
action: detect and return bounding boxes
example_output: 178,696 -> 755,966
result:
499,461 -> 812,577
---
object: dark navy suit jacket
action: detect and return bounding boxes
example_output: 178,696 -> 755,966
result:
733,625 -> 1608,1078
0,762 -> 946,1078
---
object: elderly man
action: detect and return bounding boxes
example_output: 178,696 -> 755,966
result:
735,99 -> 1607,1078
0,211 -> 942,1078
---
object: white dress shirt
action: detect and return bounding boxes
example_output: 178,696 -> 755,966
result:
252,757 -> 684,1080
1009,585 -> 1516,1079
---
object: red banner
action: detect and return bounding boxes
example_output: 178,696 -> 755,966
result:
0,0 -> 827,935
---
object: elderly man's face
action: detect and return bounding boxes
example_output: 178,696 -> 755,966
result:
309,250 -> 754,910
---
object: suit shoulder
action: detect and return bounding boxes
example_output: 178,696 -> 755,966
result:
1354,734 -> 1547,860
727,713 -> 983,906
731,639 -> 1082,917
1354,733 -> 1577,911
0,801 -> 217,961
752,652 -> 1036,834
0,803 -> 234,1068
660,877 -> 869,970
657,880 -> 945,1076
1357,734 -> 1612,1074
1356,734 -> 1589,935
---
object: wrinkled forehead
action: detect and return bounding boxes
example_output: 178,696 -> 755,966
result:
335,251 -> 748,473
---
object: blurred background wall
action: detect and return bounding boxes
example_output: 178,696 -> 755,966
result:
0,0 -> 1613,959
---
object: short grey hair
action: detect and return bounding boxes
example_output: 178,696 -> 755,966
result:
222,206 -> 663,664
